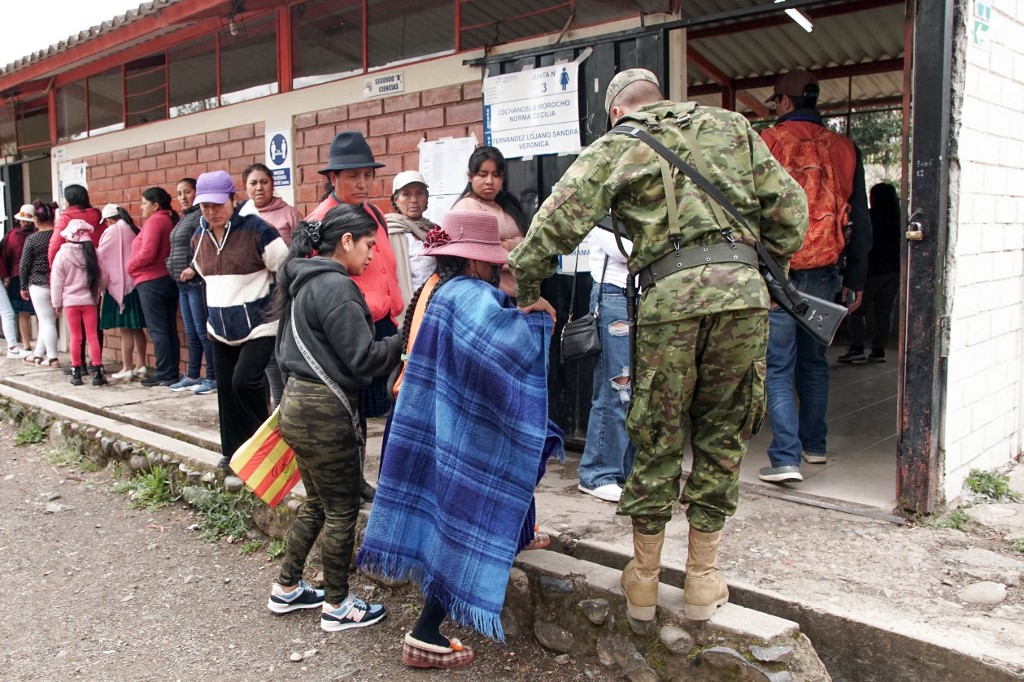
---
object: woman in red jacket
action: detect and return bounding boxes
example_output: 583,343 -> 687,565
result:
128,187 -> 180,387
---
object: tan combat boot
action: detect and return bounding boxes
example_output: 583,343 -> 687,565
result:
619,529 -> 665,621
683,527 -> 729,620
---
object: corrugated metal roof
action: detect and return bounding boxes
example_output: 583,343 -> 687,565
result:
0,0 -> 186,76
686,3 -> 905,114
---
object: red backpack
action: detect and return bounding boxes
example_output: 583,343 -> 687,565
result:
763,124 -> 852,270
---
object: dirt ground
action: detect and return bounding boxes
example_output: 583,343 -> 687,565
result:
0,427 -> 613,682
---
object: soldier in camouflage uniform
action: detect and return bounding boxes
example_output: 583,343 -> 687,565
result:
509,69 -> 806,622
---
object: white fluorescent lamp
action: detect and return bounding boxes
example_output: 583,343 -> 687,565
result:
785,8 -> 814,32
773,1 -> 814,33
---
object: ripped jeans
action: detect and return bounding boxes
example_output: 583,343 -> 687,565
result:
579,283 -> 637,489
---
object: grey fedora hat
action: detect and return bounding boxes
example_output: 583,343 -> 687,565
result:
319,131 -> 385,175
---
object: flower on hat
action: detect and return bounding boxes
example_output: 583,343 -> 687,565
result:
60,219 -> 95,243
422,227 -> 451,249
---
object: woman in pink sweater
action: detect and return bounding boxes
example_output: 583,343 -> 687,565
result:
51,220 -> 107,386
127,187 -> 180,387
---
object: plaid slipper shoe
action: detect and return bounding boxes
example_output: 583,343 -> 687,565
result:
402,633 -> 475,669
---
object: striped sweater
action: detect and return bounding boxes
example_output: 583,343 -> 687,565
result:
191,205 -> 288,345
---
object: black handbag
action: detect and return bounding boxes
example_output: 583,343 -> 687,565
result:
560,254 -> 608,363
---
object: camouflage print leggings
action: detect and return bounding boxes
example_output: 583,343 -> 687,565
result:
277,376 -> 362,606
617,310 -> 767,535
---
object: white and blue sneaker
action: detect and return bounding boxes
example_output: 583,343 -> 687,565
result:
192,379 -> 217,395
169,376 -> 202,392
267,580 -> 325,614
321,594 -> 387,632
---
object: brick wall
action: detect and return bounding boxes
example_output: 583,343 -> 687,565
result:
66,80 -> 485,372
942,0 -> 1024,500
76,123 -> 266,372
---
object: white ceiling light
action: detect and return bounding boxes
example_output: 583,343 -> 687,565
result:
774,1 -> 815,33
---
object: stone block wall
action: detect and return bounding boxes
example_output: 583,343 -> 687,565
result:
943,0 -> 1024,500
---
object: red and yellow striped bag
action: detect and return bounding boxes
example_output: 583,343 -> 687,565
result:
229,408 -> 301,508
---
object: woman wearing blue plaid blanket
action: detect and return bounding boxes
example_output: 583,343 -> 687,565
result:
268,204 -> 402,633
358,210 -> 561,670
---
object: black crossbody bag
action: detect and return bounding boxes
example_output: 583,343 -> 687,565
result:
560,252 -> 608,363
608,122 -> 848,346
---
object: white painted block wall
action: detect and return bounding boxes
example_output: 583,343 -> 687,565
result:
942,0 -> 1024,501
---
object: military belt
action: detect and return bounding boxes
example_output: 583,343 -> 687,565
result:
638,242 -> 758,289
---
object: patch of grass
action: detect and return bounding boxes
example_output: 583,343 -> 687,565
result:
45,438 -> 85,468
924,508 -> 970,530
965,469 -> 1021,502
266,539 -> 286,560
15,422 -> 46,446
1009,539 -> 1024,554
126,466 -> 178,510
110,460 -> 131,480
190,487 -> 256,542
239,540 -> 263,556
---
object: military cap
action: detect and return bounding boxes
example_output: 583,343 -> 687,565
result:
766,69 -> 819,103
604,68 -> 660,114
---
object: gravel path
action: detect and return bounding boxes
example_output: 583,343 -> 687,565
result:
0,429 -> 608,682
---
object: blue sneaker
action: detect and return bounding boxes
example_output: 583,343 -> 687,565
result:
321,594 -> 387,632
267,580 -> 325,614
192,379 -> 217,395
169,376 -> 201,392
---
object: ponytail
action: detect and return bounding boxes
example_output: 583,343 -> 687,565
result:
80,241 -> 102,298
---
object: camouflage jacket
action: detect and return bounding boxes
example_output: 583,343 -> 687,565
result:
509,101 -> 808,323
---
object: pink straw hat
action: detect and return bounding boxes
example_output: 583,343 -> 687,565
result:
422,210 -> 508,264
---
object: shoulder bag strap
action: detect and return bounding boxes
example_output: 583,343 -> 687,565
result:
607,123 -> 806,313
289,312 -> 365,445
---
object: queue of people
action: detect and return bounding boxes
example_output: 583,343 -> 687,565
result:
0,65 -> 883,670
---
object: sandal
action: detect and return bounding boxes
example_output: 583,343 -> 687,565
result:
524,531 -> 550,551
22,355 -> 44,366
47,358 -> 61,368
402,633 -> 475,669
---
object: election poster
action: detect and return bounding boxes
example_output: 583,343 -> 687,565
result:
483,63 -> 582,159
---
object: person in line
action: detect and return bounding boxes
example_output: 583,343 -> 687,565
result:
451,146 -> 530,297
191,170 -> 288,472
18,201 -> 60,367
51,219 -> 108,386
509,69 -> 806,624
577,223 -> 637,503
98,205 -> 149,382
244,162 -> 303,407
385,170 -> 436,323
2,204 -> 39,354
165,177 -> 216,395
269,204 -> 401,632
359,210 -> 558,670
758,69 -> 871,482
838,182 -> 900,364
49,184 -> 105,375
306,131 -> 403,502
128,187 -> 180,387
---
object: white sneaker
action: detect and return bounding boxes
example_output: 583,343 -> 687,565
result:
578,483 -> 623,502
6,347 -> 27,359
802,451 -> 827,464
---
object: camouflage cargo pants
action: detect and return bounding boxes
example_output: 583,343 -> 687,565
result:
277,376 -> 362,606
617,309 -> 767,535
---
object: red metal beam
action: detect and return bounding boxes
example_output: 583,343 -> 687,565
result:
686,47 -> 769,117
0,0 -> 232,94
689,57 -> 904,96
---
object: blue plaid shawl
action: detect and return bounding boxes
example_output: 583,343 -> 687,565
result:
357,276 -> 556,641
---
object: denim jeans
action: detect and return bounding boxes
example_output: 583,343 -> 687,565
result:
136,275 -> 181,381
179,283 -> 215,381
579,284 -> 636,489
765,266 -> 841,467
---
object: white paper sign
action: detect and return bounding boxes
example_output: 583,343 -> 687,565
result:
483,63 -> 582,158
363,72 -> 405,99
